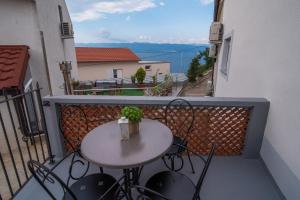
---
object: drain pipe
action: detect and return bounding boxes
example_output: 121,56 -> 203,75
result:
40,31 -> 53,96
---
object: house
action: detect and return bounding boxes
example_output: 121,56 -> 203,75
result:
76,47 -> 170,82
211,0 -> 300,199
0,0 -> 78,96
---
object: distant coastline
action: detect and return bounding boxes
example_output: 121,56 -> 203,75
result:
76,43 -> 208,73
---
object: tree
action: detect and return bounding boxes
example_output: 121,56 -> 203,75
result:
198,48 -> 215,76
135,67 -> 146,84
187,56 -> 200,82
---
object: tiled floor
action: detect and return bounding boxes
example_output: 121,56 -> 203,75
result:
13,155 -> 284,200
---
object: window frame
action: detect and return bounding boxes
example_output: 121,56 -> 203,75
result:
220,31 -> 234,79
145,65 -> 151,71
58,5 -> 63,23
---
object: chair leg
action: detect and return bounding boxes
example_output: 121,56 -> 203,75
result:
99,167 -> 104,174
187,150 -> 195,174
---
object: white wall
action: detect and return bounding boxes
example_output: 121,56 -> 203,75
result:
0,0 -> 78,96
214,0 -> 300,199
0,0 -> 49,95
78,62 -> 170,81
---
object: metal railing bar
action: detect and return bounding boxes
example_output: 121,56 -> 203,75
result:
30,91 -> 46,161
0,152 -> 14,196
12,99 -> 28,180
36,82 -> 54,163
0,111 -> 22,188
0,89 -> 40,104
4,93 -> 29,180
22,94 -> 40,162
19,96 -> 34,165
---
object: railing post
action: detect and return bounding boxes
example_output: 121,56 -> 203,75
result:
242,101 -> 270,158
41,98 -> 64,160
36,82 -> 55,163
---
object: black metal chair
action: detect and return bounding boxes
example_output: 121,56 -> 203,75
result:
31,105 -> 122,199
134,144 -> 216,200
28,160 -> 120,200
162,98 -> 195,173
58,105 -> 106,185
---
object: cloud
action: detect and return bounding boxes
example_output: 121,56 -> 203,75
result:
72,0 -> 156,22
200,0 -> 214,5
159,2 -> 165,6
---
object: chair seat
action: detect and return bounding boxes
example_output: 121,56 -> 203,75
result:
64,173 -> 119,200
166,136 -> 187,155
145,171 -> 196,200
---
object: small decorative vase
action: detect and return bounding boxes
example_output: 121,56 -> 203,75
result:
128,121 -> 139,135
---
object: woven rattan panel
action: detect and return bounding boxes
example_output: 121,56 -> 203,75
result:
59,104 -> 251,155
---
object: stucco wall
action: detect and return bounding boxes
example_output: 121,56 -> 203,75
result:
78,62 -> 170,81
0,0 -> 49,95
214,0 -> 300,199
0,0 -> 78,96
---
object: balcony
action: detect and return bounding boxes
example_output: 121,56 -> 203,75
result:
0,91 -> 284,200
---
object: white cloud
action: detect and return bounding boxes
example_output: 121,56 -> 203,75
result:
125,16 -> 131,21
159,2 -> 165,6
72,0 -> 156,22
200,0 -> 214,5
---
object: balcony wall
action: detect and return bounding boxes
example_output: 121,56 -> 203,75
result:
42,96 -> 269,159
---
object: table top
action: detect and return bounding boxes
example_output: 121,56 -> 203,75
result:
81,119 -> 173,169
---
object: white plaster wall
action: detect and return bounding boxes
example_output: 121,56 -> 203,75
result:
0,0 -> 49,95
0,0 -> 78,96
34,0 -> 78,95
78,62 -> 170,81
214,0 -> 300,199
139,63 -> 171,76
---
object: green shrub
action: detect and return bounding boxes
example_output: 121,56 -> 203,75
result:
135,67 -> 146,84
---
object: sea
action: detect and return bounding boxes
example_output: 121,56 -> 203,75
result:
76,43 -> 208,73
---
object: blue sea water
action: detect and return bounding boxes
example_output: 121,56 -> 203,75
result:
76,43 -> 208,73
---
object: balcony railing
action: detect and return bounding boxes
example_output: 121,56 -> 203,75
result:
0,85 -> 53,200
0,94 -> 270,199
42,95 -> 269,159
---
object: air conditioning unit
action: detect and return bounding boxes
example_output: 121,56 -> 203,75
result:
209,22 -> 223,43
209,44 -> 217,58
61,22 -> 74,39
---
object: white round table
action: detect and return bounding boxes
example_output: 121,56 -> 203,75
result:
80,118 -> 173,199
81,119 -> 173,169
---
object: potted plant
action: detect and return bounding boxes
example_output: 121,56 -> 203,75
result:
121,106 -> 143,135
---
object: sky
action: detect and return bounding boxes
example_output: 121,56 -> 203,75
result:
65,0 -> 214,44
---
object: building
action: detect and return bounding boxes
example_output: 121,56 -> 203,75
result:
0,0 -> 78,96
76,47 -> 170,82
211,0 -> 300,199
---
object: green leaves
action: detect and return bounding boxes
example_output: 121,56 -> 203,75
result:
121,106 -> 143,122
135,67 -> 146,84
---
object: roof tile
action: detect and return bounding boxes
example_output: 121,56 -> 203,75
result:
0,45 -> 29,90
76,47 -> 140,62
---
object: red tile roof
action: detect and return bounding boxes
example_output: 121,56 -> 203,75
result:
0,45 -> 29,90
76,47 -> 140,63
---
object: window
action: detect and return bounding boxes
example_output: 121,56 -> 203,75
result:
220,32 -> 233,77
145,65 -> 151,71
113,69 -> 118,78
58,5 -> 63,23
113,69 -> 123,78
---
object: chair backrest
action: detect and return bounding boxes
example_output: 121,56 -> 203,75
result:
165,99 -> 194,141
193,144 -> 216,200
27,160 -> 77,200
